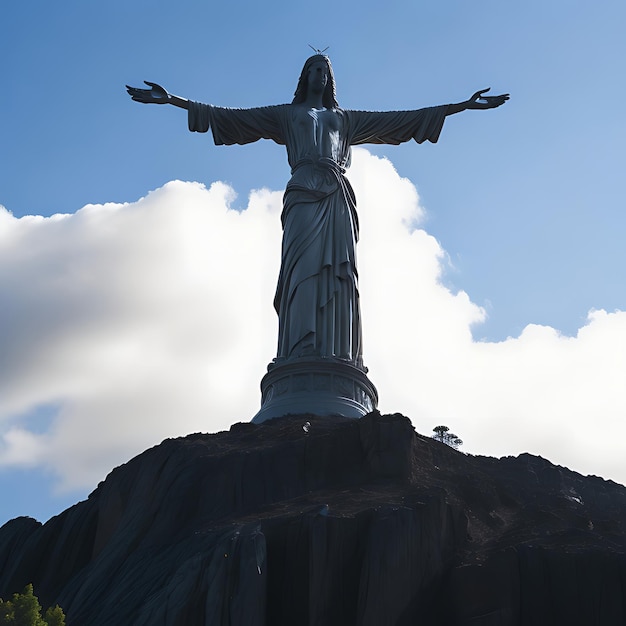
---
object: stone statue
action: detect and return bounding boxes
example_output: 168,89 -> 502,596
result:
127,55 -> 508,422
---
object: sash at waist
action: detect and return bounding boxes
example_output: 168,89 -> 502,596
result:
282,157 -> 358,236
286,157 -> 350,200
290,157 -> 346,177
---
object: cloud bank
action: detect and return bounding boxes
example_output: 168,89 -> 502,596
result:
1,149 -> 625,498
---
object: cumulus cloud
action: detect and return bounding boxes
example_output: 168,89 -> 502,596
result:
1,149 -> 625,499
0,180 -> 282,489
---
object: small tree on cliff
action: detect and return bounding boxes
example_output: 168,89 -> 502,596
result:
0,584 -> 65,626
432,425 -> 463,449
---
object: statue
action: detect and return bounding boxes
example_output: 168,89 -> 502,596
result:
127,54 -> 508,422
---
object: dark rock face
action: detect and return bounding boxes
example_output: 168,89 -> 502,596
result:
0,412 -> 624,625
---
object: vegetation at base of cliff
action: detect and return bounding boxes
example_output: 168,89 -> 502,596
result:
0,584 -> 65,626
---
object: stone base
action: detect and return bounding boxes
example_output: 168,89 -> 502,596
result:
251,357 -> 378,424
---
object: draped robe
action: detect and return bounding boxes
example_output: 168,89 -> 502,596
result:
188,102 -> 447,369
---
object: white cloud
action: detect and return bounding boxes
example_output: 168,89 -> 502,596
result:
1,149 -> 625,498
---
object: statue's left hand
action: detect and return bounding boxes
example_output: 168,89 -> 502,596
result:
467,88 -> 509,109
125,81 -> 170,104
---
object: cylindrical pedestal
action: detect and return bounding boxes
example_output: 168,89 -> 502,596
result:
251,357 -> 378,424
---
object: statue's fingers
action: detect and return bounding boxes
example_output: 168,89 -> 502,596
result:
144,81 -> 163,92
145,81 -> 165,92
471,88 -> 490,101
128,85 -> 151,96
131,92 -> 153,102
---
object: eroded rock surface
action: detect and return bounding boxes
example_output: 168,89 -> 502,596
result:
1,412 -> 624,625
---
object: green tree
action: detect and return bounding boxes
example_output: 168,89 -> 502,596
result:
432,425 -> 463,449
0,600 -> 12,623
0,584 -> 65,626
43,606 -> 65,626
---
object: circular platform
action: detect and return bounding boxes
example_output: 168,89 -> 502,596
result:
251,357 -> 378,424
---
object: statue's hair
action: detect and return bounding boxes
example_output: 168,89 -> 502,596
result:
292,55 -> 339,108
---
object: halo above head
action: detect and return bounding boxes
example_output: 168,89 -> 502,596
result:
308,45 -> 329,55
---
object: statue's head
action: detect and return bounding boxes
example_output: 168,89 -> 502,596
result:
292,54 -> 339,108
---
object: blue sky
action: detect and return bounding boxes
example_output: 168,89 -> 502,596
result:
1,1 -> 625,525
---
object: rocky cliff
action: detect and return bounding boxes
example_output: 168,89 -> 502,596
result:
0,412 -> 624,625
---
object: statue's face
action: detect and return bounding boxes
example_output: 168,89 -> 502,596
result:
307,60 -> 329,94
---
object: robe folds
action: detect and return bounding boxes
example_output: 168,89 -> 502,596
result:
188,101 -> 447,368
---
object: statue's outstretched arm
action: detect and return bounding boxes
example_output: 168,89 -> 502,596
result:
446,88 -> 509,116
126,81 -> 189,110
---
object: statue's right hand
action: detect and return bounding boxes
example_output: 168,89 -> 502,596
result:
125,81 -> 170,104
